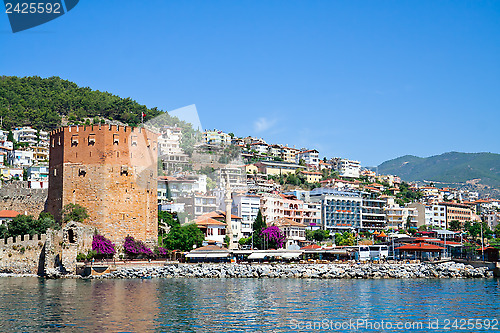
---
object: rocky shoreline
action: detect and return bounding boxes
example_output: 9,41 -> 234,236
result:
93,262 -> 494,279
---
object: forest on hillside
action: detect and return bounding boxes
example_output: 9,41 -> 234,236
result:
0,76 -> 200,154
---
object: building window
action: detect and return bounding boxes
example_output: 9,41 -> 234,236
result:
131,135 -> 138,146
71,135 -> 79,146
88,134 -> 96,146
113,134 -> 119,145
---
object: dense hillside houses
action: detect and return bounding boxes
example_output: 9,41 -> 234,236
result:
1,118 -> 498,254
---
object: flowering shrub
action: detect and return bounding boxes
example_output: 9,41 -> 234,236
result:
155,246 -> 169,257
92,234 -> 116,256
261,226 -> 286,249
123,236 -> 154,257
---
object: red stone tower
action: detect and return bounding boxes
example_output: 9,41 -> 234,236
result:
47,124 -> 158,244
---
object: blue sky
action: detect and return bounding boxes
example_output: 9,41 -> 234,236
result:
1,1 -> 499,166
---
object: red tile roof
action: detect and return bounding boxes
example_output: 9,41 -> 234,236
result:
396,243 -> 445,251
0,210 -> 20,218
301,244 -> 322,250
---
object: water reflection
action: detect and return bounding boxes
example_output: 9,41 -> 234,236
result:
0,277 -> 498,332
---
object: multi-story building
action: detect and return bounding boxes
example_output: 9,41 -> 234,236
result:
158,174 -> 207,202
7,149 -> 34,167
214,165 -> 247,209
295,149 -> 319,169
302,202 -> 321,227
339,159 -> 361,178
267,144 -> 282,158
13,127 -> 38,146
250,142 -> 269,155
195,210 -> 243,246
0,139 -> 13,166
26,165 -> 49,188
158,126 -> 183,155
301,171 -> 322,183
440,202 -> 475,227
384,204 -> 419,230
232,193 -> 260,238
310,188 -> 363,231
176,194 -> 217,219
32,146 -> 49,163
361,192 -> 386,229
280,146 -> 299,163
254,161 -> 302,176
485,212 -> 500,231
202,130 -> 231,145
260,193 -> 320,227
425,204 -> 447,228
46,124 -> 158,244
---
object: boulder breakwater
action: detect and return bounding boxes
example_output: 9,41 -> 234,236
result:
94,262 -> 494,279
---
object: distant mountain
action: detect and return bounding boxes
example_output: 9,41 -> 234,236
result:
377,152 -> 500,190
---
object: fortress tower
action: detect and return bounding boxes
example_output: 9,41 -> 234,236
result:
46,124 -> 158,244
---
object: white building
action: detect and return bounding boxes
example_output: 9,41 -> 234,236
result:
202,130 -> 231,145
232,194 -> 261,238
158,126 -> 183,156
27,165 -> 48,188
13,127 -> 38,146
250,142 -> 269,155
384,198 -> 419,229
484,212 -> 500,231
295,149 -> 319,169
425,204 -> 447,229
339,159 -> 361,178
7,150 -> 34,167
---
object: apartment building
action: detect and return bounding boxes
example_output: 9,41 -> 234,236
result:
440,202 -> 474,227
280,146 -> 299,163
176,194 -> 217,219
202,130 -> 231,145
339,159 -> 360,178
13,127 -> 37,146
232,193 -> 260,238
296,149 -> 319,169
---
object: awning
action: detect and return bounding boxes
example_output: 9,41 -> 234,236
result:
278,252 -> 301,258
248,252 -> 267,259
205,253 -> 230,258
186,252 -> 230,258
186,253 -> 207,258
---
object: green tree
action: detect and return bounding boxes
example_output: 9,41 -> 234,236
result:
0,224 -> 7,239
311,229 -> 330,242
62,203 -> 89,222
335,232 -> 355,246
252,210 -> 267,249
494,224 -> 500,238
449,220 -> 461,231
163,223 -> 204,251
4,213 -> 58,238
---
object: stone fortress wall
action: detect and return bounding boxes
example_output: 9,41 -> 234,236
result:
0,181 -> 47,217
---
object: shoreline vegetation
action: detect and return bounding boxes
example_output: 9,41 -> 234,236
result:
26,261 -> 496,280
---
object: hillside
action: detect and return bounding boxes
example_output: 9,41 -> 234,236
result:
0,76 -> 185,131
378,152 -> 500,192
0,76 -> 200,154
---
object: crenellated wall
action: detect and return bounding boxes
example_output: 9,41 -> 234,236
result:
0,233 -> 46,274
